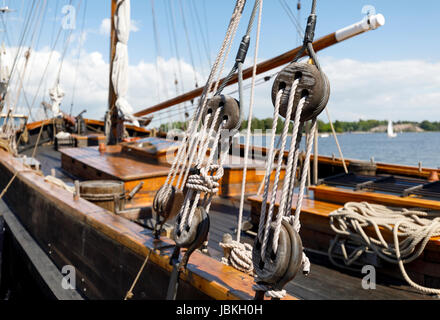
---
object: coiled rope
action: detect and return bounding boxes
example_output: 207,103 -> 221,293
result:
329,201 -> 440,295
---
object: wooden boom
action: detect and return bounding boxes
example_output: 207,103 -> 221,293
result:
134,14 -> 385,117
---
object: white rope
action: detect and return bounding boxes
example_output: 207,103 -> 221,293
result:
325,107 -> 348,174
237,0 -> 263,243
293,118 -> 317,230
329,201 -> 440,295
44,175 -> 74,193
259,79 -> 300,260
220,234 -> 253,274
154,0 -> 246,216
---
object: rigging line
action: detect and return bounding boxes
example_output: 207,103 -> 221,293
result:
7,0 -> 43,114
184,0 -> 206,82
151,107 -> 198,126
278,0 -> 304,39
190,0 -> 212,68
44,0 -> 61,98
237,0 -> 263,243
162,0 -> 177,128
178,0 -> 198,88
27,0 -> 73,119
14,0 -> 49,117
49,0 -> 60,47
201,0 -> 212,63
297,0 -> 302,45
162,0 -> 246,193
57,0 -> 82,84
150,0 -> 165,102
168,0 -> 186,93
70,0 -> 88,116
164,0 -> 184,125
167,0 -> 187,110
215,0 -> 261,96
6,0 -> 37,90
229,71 -> 278,93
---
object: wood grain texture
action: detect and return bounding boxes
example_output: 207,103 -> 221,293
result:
248,188 -> 440,286
0,149 -> 297,300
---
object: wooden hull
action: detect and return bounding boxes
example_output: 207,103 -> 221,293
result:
0,149 -> 296,300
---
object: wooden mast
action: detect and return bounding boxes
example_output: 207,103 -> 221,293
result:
107,0 -> 121,145
134,13 -> 385,118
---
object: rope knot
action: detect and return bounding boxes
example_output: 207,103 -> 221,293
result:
219,233 -> 253,274
186,164 -> 224,195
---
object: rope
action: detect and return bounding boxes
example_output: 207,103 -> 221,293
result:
329,202 -> 440,295
124,250 -> 152,300
325,107 -> 348,174
44,175 -> 74,193
155,0 -> 246,227
219,234 -> 253,274
237,0 -> 263,243
0,170 -> 18,200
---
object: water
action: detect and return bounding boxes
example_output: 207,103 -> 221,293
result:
240,132 -> 440,169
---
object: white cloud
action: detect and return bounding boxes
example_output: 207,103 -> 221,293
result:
8,47 -> 204,123
320,57 -> 440,121
99,18 -> 111,35
242,57 -> 440,122
7,44 -> 440,126
99,18 -> 141,35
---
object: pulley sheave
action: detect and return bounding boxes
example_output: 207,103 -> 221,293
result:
271,62 -> 330,122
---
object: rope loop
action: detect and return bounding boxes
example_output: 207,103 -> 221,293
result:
329,202 -> 440,295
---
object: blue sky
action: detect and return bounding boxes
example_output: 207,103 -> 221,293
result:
54,0 -> 440,63
2,0 -> 440,123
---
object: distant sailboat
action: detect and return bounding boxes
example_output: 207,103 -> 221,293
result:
387,120 -> 397,138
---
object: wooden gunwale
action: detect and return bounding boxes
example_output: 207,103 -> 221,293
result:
0,149 -> 296,300
25,118 -> 152,135
237,144 -> 438,179
310,185 -> 440,212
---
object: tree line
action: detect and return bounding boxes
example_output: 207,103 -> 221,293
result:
158,119 -> 440,134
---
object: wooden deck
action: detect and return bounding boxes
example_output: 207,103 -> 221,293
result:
19,145 -> 437,299
208,197 -> 433,300
60,146 -> 284,205
248,187 -> 440,290
0,148 -> 298,300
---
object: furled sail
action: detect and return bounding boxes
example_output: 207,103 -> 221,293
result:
111,0 -> 139,127
0,43 -> 9,111
49,83 -> 65,117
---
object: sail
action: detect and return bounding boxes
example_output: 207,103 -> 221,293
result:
0,43 -> 9,109
387,120 -> 396,137
49,83 -> 65,117
111,0 -> 139,127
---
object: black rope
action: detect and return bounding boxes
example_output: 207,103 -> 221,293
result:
292,0 -> 321,69
215,0 -> 261,96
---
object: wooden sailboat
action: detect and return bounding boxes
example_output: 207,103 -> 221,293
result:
2,0 -> 438,301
